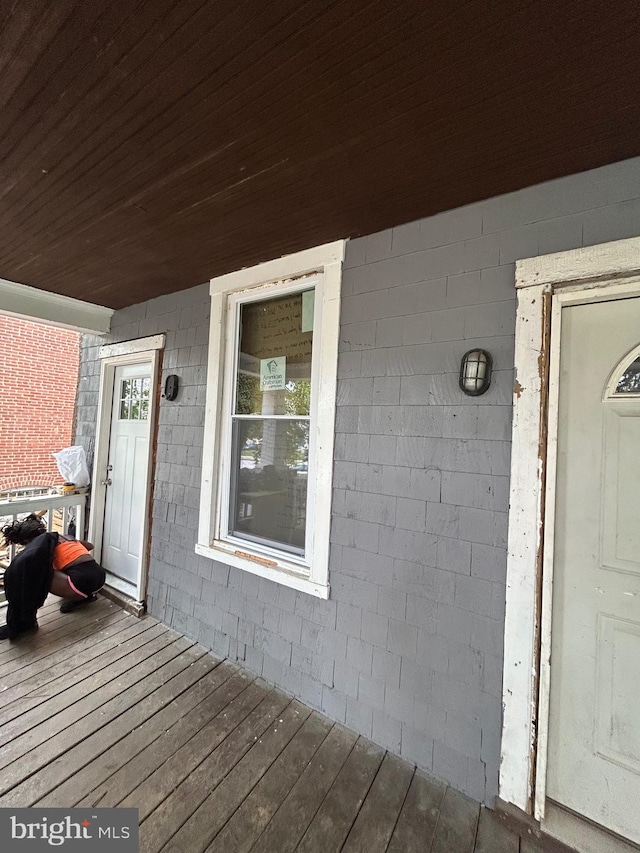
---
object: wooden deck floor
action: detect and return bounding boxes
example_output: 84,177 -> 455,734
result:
0,595 -> 575,853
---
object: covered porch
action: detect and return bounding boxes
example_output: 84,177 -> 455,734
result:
0,595 -> 571,853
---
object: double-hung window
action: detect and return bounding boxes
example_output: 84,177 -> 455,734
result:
197,241 -> 345,598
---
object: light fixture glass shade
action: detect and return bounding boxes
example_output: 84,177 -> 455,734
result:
459,349 -> 492,396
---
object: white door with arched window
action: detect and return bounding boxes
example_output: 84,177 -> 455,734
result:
547,296 -> 640,847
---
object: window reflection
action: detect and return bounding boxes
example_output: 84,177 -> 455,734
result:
615,357 -> 640,394
230,419 -> 309,554
119,377 -> 150,420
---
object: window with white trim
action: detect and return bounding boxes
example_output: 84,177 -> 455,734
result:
197,242 -> 345,598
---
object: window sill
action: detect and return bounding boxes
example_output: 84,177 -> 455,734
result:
195,541 -> 330,599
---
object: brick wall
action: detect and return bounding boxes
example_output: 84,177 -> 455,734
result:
0,316 -> 80,490
76,155 -> 640,806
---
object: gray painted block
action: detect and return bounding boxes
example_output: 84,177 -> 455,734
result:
336,601 -> 362,638
387,619 -> 418,659
395,497 -> 426,532
482,653 -> 504,698
444,711 -> 482,759
337,349 -> 363,379
340,321 -> 377,351
298,673 -> 323,708
448,641 -> 483,689
346,636 -> 374,673
322,686 -> 347,722
437,536 -> 471,575
366,228 -> 393,263
330,573 -> 379,611
414,700 -> 446,742
466,758 -> 487,802
372,376 -> 400,406
340,548 -> 392,585
358,673 -> 386,710
454,575 -> 494,617
401,724 -> 434,769
582,197 -> 640,247
433,741 -> 469,793
334,658 -> 360,698
372,709 -> 402,753
384,685 -> 415,726
331,517 -> 380,553
344,236 -> 366,269
406,594 -> 438,630
376,587 -> 406,622
362,612 -> 389,649
372,647 -> 402,688
375,316 -> 405,347
355,462 -> 409,497
399,660 -> 432,704
416,632 -> 450,674
498,224 -> 540,265
346,696 -> 373,738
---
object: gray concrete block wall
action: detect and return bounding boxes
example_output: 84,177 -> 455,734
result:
75,156 -> 640,806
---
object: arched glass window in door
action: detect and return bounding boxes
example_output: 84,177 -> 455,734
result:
604,344 -> 640,399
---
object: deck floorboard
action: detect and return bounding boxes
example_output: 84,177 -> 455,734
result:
0,595 -> 578,853
0,635 -> 194,803
208,711 -> 333,853
38,658 -> 231,808
8,644 -> 211,806
0,626 -> 178,779
296,737 -> 385,853
387,768 -> 447,852
75,666 -> 253,810
0,619 -> 166,735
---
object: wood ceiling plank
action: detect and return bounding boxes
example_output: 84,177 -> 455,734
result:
0,0 -> 352,250
0,0 -> 473,236
0,0 -> 221,226
0,0 -> 151,166
17,0 -> 632,238
0,0 -> 79,96
0,0 -> 639,306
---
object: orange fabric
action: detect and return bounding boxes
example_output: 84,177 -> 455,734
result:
52,540 -> 90,571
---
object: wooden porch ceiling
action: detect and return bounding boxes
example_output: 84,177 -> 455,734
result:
1,0 -> 639,310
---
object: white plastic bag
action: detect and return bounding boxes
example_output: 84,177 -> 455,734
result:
52,446 -> 91,488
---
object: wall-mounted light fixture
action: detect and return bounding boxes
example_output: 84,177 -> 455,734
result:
163,374 -> 180,401
459,349 -> 492,396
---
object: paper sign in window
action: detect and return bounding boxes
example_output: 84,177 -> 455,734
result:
260,356 -> 286,390
301,290 -> 314,333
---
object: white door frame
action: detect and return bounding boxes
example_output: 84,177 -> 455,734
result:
500,236 -> 640,820
89,335 -> 164,603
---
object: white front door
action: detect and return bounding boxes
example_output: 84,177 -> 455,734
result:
547,296 -> 640,844
101,363 -> 152,587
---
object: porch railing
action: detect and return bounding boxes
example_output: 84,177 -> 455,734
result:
0,491 -> 87,605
